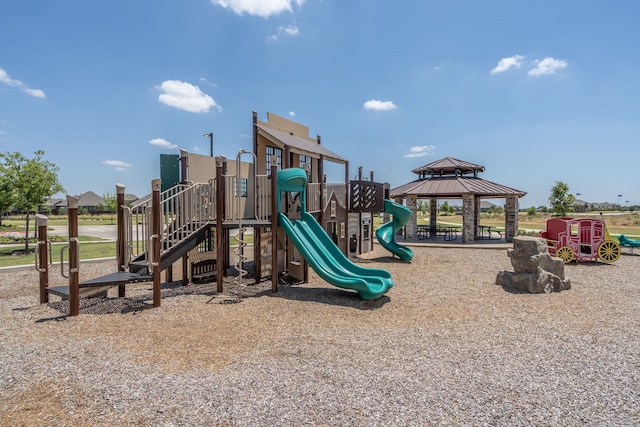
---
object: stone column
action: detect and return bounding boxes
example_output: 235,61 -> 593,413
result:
474,197 -> 481,231
462,193 -> 475,243
429,197 -> 437,236
406,194 -> 418,239
505,195 -> 519,242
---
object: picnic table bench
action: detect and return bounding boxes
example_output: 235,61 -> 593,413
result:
475,225 -> 502,240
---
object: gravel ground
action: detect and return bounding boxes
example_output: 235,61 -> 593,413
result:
0,244 -> 638,426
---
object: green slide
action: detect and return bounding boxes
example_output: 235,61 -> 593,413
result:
375,199 -> 414,262
279,212 -> 394,300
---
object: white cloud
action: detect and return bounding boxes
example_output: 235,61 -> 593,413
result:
490,55 -> 525,74
282,25 -> 299,35
404,145 -> 436,158
363,100 -> 398,111
157,80 -> 220,113
0,68 -> 46,98
211,0 -> 305,18
528,57 -> 568,77
269,24 -> 301,40
149,138 -> 178,149
102,159 -> 133,172
288,111 -> 295,117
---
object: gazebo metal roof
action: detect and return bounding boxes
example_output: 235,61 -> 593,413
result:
391,157 -> 526,199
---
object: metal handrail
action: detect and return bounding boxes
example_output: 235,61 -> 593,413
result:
34,240 -> 52,273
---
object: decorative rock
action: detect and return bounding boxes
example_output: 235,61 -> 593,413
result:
496,236 -> 570,293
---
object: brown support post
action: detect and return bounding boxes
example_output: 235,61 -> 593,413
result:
221,159 -> 229,278
344,160 -> 350,254
179,149 -> 189,285
254,227 -> 261,285
67,196 -> 80,317
182,256 -> 189,286
151,179 -> 162,308
36,214 -> 49,304
216,160 -> 224,293
318,154 -> 325,225
284,146 -> 290,169
116,183 -> 126,297
252,110 -> 258,156
270,157 -> 278,293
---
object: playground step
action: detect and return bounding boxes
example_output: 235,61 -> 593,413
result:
46,271 -> 153,300
128,260 -> 149,275
47,285 -> 113,300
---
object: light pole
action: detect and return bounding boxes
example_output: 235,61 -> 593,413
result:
617,194 -> 623,207
203,133 -> 213,157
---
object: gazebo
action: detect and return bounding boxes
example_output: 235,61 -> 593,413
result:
390,157 -> 527,243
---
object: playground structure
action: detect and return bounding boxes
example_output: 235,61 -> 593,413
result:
36,111 -> 397,315
375,199 -> 414,262
277,168 -> 393,299
618,234 -> 640,254
539,217 -> 621,264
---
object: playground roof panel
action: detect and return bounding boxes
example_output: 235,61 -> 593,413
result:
256,124 -> 347,164
390,176 -> 527,199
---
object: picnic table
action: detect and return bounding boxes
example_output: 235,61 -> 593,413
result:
417,224 -> 460,241
475,225 -> 502,240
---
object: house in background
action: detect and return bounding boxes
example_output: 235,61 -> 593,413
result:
76,191 -> 105,214
43,191 -> 140,215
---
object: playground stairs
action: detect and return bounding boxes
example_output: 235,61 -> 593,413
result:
47,185 -> 214,299
46,221 -> 212,301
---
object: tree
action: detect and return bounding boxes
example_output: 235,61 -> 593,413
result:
102,192 -> 117,213
548,181 -> 575,216
0,150 -> 64,251
0,171 -> 15,226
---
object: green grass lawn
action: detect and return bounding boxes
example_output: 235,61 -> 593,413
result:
0,240 -> 117,268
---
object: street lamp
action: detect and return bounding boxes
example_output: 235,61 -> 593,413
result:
203,133 -> 213,157
617,194 -> 623,207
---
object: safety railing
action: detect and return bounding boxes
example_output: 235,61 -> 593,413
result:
308,183 -> 322,213
256,174 -> 271,221
121,181 -> 216,269
223,174 -> 271,221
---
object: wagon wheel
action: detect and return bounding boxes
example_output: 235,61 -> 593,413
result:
556,246 -> 574,263
598,240 -> 621,263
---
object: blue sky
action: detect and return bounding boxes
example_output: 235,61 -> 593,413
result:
1,0 -> 639,208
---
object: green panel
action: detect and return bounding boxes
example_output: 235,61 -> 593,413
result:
160,154 -> 180,192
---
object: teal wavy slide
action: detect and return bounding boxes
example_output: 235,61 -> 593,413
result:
279,211 -> 394,300
375,199 -> 414,262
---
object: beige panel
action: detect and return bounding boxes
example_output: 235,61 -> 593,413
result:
266,112 -> 311,138
186,153 -> 216,184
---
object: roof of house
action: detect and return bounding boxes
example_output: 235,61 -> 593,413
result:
77,191 -> 105,207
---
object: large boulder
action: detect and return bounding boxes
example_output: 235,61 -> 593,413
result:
496,236 -> 570,293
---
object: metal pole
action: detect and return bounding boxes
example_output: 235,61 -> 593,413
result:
204,133 -> 213,157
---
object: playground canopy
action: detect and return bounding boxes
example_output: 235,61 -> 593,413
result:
390,157 -> 527,242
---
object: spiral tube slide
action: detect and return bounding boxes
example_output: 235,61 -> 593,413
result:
375,199 -> 414,262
